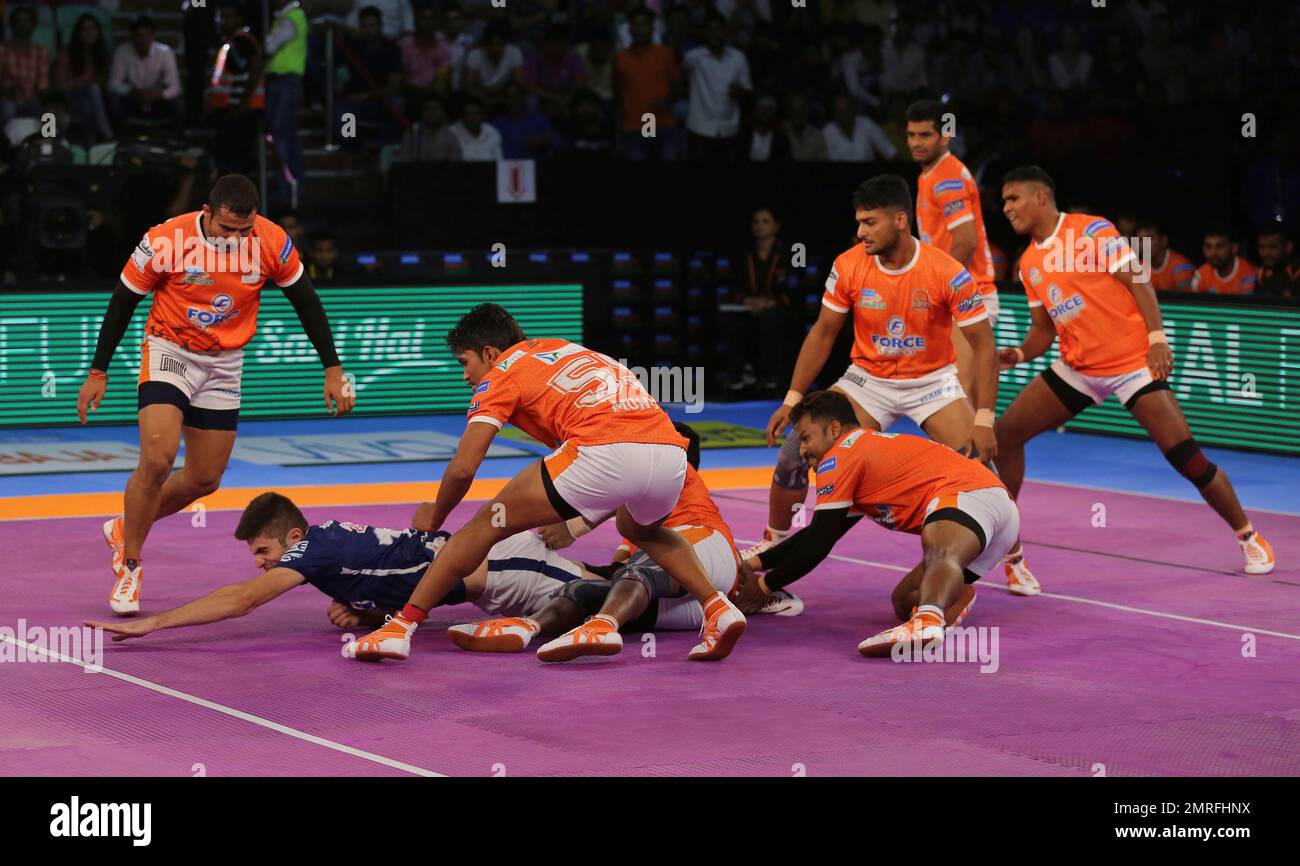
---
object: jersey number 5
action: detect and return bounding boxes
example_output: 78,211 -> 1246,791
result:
547,353 -> 649,408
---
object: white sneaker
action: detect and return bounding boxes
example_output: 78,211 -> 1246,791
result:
536,615 -> 623,663
755,589 -> 804,616
1005,554 -> 1041,596
109,563 -> 141,616
447,617 -> 539,652
1239,531 -> 1276,575
739,527 -> 788,561
344,614 -> 418,661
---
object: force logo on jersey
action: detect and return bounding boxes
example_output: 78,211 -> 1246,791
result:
871,316 -> 926,356
1046,284 -> 1086,323
186,293 -> 242,329
866,504 -> 898,528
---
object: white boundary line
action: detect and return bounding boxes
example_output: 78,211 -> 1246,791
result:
0,633 -> 444,777
735,539 -> 1300,642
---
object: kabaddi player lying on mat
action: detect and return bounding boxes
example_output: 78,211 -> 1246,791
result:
445,424 -> 803,663
732,390 -> 1020,657
84,491 -> 599,641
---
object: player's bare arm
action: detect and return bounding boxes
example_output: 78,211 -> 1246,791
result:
85,567 -> 305,640
766,304 -> 847,444
959,317 -> 1000,461
1000,304 -> 1056,370
948,220 -> 978,267
423,421 -> 498,532
1112,266 -> 1174,379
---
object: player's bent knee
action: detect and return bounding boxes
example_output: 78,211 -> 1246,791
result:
773,429 -> 811,491
1163,438 -> 1218,489
611,559 -> 672,601
134,455 -> 175,486
552,578 -> 609,618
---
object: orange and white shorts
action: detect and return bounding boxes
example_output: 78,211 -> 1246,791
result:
542,441 -> 687,526
618,525 -> 739,630
138,334 -> 244,411
832,362 -> 967,430
921,486 -> 1020,580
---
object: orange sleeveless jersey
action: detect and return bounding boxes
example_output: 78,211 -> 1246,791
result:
466,339 -> 688,450
1016,212 -> 1148,376
1190,258 -> 1258,294
1149,249 -> 1195,291
813,428 -> 1005,534
621,464 -> 739,557
915,152 -> 997,295
119,212 -> 304,352
823,240 -> 987,379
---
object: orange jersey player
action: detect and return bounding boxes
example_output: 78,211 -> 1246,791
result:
1191,227 -> 1259,294
1136,218 -> 1195,291
996,166 -> 1275,577
447,425 -> 802,658
75,175 -> 353,617
751,175 -> 1004,587
345,304 -> 748,664
734,391 -> 1018,658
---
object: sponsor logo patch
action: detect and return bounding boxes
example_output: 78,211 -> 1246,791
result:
817,484 -> 835,496
935,179 -> 965,194
1029,267 -> 1043,286
279,235 -> 294,263
1084,219 -> 1112,238
858,288 -> 887,309
943,201 -> 966,216
816,456 -> 837,473
950,270 -> 973,289
496,349 -> 526,371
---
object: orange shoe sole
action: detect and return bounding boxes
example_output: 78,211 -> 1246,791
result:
447,629 -> 528,653
537,638 -> 622,664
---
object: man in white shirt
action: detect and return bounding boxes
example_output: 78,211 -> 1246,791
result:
449,97 -> 502,161
107,15 -> 184,134
822,94 -> 896,162
682,12 -> 751,161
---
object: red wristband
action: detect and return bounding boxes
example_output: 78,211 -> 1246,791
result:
88,369 -> 108,381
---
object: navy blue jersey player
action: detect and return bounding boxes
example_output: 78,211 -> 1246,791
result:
87,492 -> 601,643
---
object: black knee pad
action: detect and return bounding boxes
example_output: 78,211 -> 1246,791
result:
773,428 -> 811,491
611,554 -> 676,601
1164,438 -> 1218,488
551,578 -> 611,618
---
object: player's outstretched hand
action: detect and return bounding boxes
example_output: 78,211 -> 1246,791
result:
537,522 -> 575,550
971,425 -> 998,463
732,558 -> 771,614
323,366 -> 355,416
766,404 -> 793,446
997,348 -> 1022,371
411,501 -> 437,531
83,618 -> 155,642
77,374 -> 106,424
1148,343 -> 1174,380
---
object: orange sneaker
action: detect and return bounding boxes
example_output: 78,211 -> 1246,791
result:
858,609 -> 945,658
102,516 -> 125,573
447,617 -> 539,652
1240,531 -> 1276,575
1004,552 -> 1041,596
536,615 -> 622,663
109,561 -> 141,616
688,593 -> 746,661
344,614 -> 419,661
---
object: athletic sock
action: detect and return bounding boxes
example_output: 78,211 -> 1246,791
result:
915,603 -> 945,626
400,604 -> 428,624
765,525 -> 791,542
124,558 -> 141,571
591,613 -> 619,629
1235,522 -> 1255,540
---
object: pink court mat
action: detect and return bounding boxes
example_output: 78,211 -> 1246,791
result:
3,480 -> 1298,777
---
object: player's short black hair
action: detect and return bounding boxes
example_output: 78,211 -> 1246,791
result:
309,229 -> 337,246
1258,224 -> 1290,242
1135,216 -> 1163,235
208,174 -> 259,217
852,174 -> 913,218
790,390 -> 859,430
132,14 -> 156,32
904,98 -> 945,129
358,5 -> 383,22
627,5 -> 655,24
235,492 -> 309,542
1203,223 -> 1235,242
446,303 -> 527,356
673,422 -> 702,471
1002,165 -> 1056,195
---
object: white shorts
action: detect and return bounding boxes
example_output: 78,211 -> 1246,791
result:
139,334 -> 244,411
922,486 -> 1020,579
544,441 -> 687,526
832,363 -> 967,430
653,526 -> 740,631
477,531 -> 584,617
1047,359 -> 1156,409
